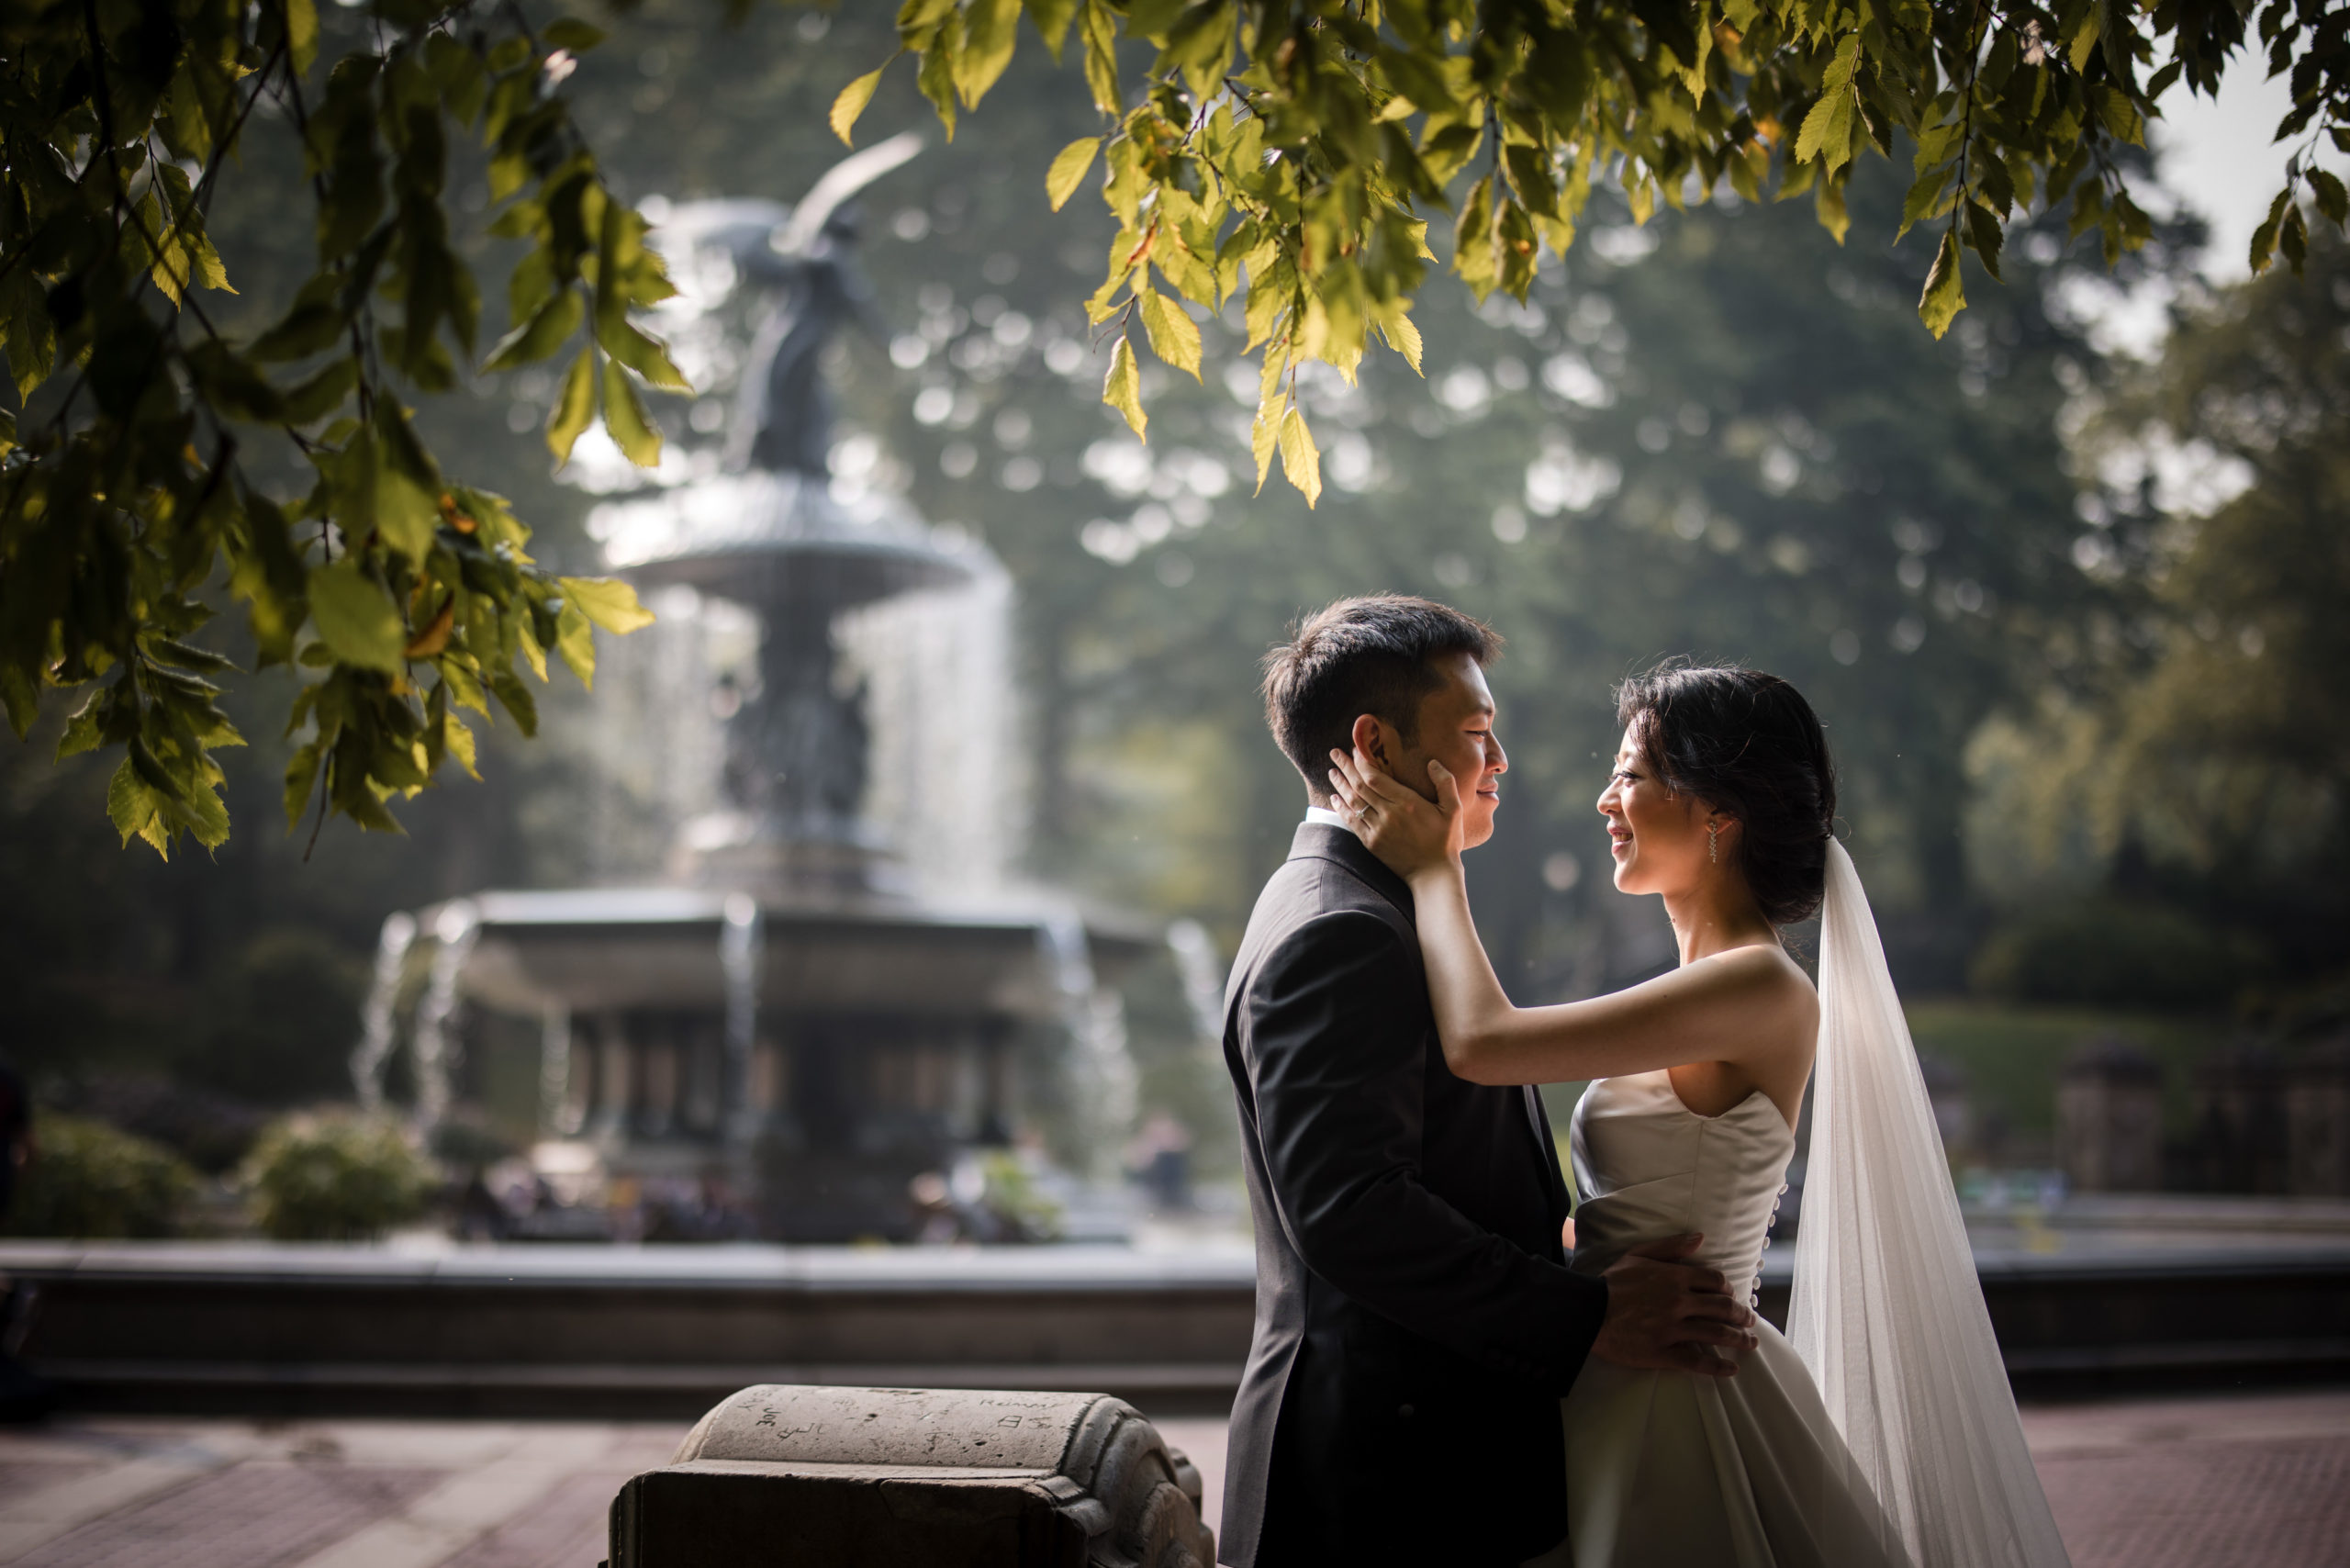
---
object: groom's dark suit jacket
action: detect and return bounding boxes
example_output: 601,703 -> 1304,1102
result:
1218,824 -> 1610,1567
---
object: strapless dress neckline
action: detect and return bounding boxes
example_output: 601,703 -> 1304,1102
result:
1567,1070 -> 1795,1308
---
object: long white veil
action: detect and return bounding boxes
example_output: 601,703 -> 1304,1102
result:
1787,841 -> 2072,1568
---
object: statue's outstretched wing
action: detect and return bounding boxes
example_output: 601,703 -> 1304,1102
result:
772,131 -> 924,257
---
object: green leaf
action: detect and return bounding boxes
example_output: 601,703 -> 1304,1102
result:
1080,0 -> 1121,113
2310,169 -> 2348,228
1899,162 -> 1955,240
601,359 -> 663,465
831,59 -> 893,146
1102,333 -> 1146,438
554,599 -> 597,689
1276,406 -> 1321,509
1919,226 -> 1967,338
285,0 -> 319,74
2279,202 -> 2309,269
1815,176 -> 1852,246
547,347 -> 598,461
2249,187 -> 2292,274
0,663 -> 35,738
1138,286 -> 1203,380
1046,137 -> 1101,212
1370,297 -> 1423,375
308,560 -> 408,674
596,316 -> 690,391
442,711 -> 479,779
957,0 -> 1023,107
1028,0 -> 1080,60
57,696 -> 107,759
281,357 -> 359,424
284,742 -> 322,832
1964,201 -> 2005,282
107,757 -> 167,857
486,288 -> 583,369
916,10 -> 962,137
1796,38 -> 1862,175
485,665 -> 539,737
366,420 -> 442,565
556,576 -> 657,633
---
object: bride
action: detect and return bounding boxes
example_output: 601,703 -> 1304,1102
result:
1326,661 -> 2070,1568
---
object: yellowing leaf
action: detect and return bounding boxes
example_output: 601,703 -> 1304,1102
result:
1102,333 -> 1146,438
1795,37 -> 1862,175
558,576 -> 657,634
1029,0 -> 1080,61
285,0 -> 319,73
107,756 -> 169,857
956,0 -> 1022,108
1080,0 -> 1121,113
1139,287 -> 1203,380
554,599 -> 596,689
547,347 -> 596,462
1046,137 -> 1101,212
1277,406 -> 1321,509
308,559 -> 408,674
1250,411 -> 1278,493
601,360 -> 661,465
1919,226 -> 1967,338
443,712 -> 479,779
1371,297 -> 1424,375
831,60 -> 892,146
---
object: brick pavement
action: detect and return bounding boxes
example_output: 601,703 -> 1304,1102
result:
0,1390 -> 2339,1565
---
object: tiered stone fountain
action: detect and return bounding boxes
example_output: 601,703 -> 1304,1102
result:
353,142 -> 1149,1241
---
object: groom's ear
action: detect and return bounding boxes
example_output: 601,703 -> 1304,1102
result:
1348,712 -> 1392,770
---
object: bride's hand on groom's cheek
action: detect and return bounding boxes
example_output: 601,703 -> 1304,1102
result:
1325,747 -> 1460,876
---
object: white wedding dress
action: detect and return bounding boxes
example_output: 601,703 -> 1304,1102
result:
1529,1070 -> 1910,1567
1527,845 -> 2073,1568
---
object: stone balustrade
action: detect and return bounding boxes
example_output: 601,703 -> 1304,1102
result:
607,1383 -> 1214,1567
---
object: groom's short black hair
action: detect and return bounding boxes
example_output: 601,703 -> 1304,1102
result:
1262,595 -> 1501,801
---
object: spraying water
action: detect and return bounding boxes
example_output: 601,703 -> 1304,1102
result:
409,902 -> 481,1136
351,912 -> 418,1113
838,556 -> 1023,895
1165,918 -> 1228,1047
1039,909 -> 1138,1178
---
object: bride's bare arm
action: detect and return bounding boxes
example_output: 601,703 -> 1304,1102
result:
1405,864 -> 1809,1085
1328,748 -> 1813,1088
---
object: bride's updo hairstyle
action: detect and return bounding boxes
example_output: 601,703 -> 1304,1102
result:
1616,661 -> 1837,926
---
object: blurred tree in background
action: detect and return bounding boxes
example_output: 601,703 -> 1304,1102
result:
1970,228 -> 2350,1007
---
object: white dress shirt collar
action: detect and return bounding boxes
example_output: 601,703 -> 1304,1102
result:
1304,804 -> 1351,831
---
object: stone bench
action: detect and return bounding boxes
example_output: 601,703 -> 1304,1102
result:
606,1383 -> 1216,1567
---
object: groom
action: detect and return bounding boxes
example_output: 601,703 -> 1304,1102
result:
1218,596 -> 1757,1567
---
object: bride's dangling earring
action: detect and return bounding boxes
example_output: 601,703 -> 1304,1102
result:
1707,821 -> 1718,864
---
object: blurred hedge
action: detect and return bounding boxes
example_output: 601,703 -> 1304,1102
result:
243,1115 -> 433,1242
1970,900 -> 2265,1011
3,1114 -> 198,1238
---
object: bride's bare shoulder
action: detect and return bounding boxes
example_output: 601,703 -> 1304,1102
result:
1704,942 -> 1819,1019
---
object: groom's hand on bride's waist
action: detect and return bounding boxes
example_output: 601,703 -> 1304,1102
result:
1590,1233 -> 1759,1378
